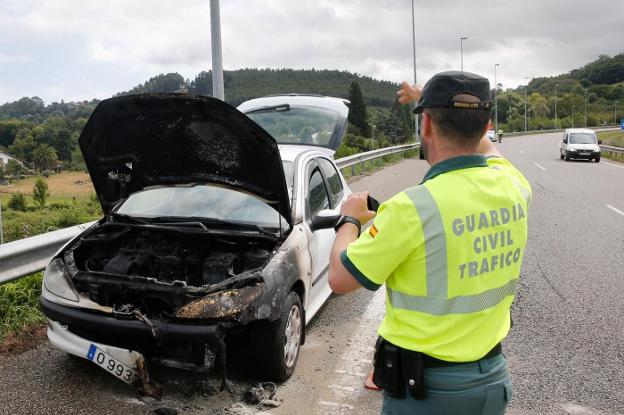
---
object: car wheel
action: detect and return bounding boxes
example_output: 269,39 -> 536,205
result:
595,157 -> 600,163
564,151 -> 570,161
560,151 -> 564,160
256,291 -> 303,382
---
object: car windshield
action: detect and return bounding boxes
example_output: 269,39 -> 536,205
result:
246,106 -> 340,146
569,133 -> 596,144
115,185 -> 287,229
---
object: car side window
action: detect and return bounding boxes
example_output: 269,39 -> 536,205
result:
317,158 -> 344,208
308,168 -> 330,218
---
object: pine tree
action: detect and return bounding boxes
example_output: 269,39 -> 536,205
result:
347,81 -> 371,137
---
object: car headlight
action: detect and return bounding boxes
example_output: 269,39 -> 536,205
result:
175,284 -> 262,319
44,258 -> 79,302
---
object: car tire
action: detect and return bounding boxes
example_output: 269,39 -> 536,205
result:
560,151 -> 564,160
595,157 -> 600,163
564,151 -> 570,161
256,291 -> 303,382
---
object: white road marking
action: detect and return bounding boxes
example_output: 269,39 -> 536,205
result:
335,370 -> 367,377
606,204 -> 624,217
319,288 -> 386,413
603,161 -> 624,169
534,162 -> 547,171
319,401 -> 355,410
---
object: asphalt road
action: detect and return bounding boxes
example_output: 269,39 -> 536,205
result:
1,132 -> 623,414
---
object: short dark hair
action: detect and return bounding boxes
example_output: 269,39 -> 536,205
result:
425,94 -> 491,146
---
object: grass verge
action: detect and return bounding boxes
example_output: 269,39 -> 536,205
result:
0,273 -> 45,349
597,130 -> 624,162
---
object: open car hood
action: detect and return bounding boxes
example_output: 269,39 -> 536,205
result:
79,93 -> 292,226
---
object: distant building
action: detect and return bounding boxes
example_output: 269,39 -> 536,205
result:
0,151 -> 25,168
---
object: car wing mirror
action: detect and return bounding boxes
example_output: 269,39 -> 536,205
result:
311,209 -> 340,232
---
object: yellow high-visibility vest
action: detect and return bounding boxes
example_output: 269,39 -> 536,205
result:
341,155 -> 531,362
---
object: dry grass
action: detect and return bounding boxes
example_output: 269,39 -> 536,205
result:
0,171 -> 94,197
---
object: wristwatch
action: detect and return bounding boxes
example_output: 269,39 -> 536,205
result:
334,215 -> 361,236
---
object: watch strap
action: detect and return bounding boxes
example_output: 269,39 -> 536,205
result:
334,215 -> 361,236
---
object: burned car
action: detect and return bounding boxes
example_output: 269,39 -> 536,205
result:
40,93 -> 351,394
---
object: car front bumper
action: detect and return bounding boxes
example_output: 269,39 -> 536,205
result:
567,151 -> 600,159
41,297 -> 221,344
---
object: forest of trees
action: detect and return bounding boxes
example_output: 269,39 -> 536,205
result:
1,53 -> 623,177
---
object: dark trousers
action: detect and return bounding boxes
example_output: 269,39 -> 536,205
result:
381,354 -> 512,415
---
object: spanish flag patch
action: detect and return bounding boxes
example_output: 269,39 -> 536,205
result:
369,224 -> 379,238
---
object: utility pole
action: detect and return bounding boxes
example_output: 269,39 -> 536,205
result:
411,0 -> 419,143
460,36 -> 467,71
0,201 -> 3,244
494,64 -> 500,134
524,77 -> 529,132
584,89 -> 588,128
210,0 -> 224,100
614,101 -> 617,125
572,105 -> 575,128
554,83 -> 559,130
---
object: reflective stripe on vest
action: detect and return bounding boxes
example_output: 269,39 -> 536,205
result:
393,185 -> 519,316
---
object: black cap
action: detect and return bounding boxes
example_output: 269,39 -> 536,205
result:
412,71 -> 493,114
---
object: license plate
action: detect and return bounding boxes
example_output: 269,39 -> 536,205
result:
579,152 -> 590,155
87,344 -> 139,385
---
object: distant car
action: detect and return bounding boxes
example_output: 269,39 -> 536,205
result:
486,129 -> 496,142
40,93 -> 352,395
559,128 -> 601,162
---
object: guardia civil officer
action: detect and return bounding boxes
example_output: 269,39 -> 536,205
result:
328,71 -> 531,415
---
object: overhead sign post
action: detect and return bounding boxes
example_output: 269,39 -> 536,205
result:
210,0 -> 225,101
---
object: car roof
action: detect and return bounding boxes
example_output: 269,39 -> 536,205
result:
565,128 -> 595,134
278,145 -> 334,162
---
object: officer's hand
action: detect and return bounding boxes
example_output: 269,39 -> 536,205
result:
341,192 -> 376,224
397,81 -> 422,105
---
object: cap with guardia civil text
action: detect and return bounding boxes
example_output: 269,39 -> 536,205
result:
412,71 -> 493,114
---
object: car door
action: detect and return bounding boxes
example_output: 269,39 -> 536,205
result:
304,157 -> 345,320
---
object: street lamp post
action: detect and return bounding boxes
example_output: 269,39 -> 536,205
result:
571,105 -> 575,128
494,64 -> 500,133
524,77 -> 529,132
614,101 -> 617,125
460,36 -> 467,71
411,0 -> 419,143
584,89 -> 588,128
554,84 -> 559,130
210,0 -> 224,100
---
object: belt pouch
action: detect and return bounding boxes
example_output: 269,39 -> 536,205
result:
401,349 -> 426,400
373,339 -> 405,398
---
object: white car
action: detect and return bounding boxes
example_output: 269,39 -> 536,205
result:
486,129 -> 496,142
560,128 -> 601,162
40,93 -> 351,395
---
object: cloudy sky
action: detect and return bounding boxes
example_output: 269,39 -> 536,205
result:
1,0 -> 623,104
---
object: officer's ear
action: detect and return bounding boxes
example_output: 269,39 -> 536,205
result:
421,111 -> 433,138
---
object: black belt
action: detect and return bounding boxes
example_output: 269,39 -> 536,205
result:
421,343 -> 503,368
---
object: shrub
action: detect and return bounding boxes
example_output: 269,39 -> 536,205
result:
32,177 -> 49,208
8,193 -> 27,211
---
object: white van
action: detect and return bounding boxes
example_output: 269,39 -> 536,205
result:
559,128 -> 601,162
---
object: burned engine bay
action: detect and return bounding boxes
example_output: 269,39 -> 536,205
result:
69,223 -> 279,319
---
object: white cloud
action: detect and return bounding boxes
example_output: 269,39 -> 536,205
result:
0,0 -> 622,103
0,53 -> 34,63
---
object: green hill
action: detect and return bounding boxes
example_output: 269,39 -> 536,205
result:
119,68 -> 400,109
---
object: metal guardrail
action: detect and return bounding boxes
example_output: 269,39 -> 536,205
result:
335,143 -> 420,175
0,221 -> 96,285
0,144 -> 421,285
600,145 -> 624,156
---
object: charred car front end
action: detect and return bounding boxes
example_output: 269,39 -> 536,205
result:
40,94 -> 308,394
